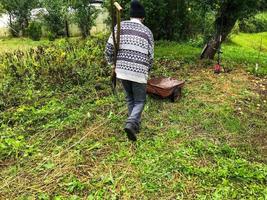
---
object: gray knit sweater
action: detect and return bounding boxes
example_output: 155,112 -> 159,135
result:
105,18 -> 154,84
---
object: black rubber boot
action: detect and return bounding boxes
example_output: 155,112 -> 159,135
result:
124,123 -> 137,141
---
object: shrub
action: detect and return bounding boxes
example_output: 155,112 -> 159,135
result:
239,12 -> 267,33
27,21 -> 42,41
0,36 -> 108,160
47,31 -> 57,41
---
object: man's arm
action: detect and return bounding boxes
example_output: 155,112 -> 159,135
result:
105,33 -> 115,65
105,24 -> 119,65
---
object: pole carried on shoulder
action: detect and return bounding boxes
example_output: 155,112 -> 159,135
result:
110,1 -> 123,95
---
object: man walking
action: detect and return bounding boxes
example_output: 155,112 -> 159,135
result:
105,0 -> 154,141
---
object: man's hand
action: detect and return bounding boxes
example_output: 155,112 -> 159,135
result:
112,65 -> 116,74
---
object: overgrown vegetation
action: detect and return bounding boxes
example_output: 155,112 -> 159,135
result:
0,33 -> 266,199
0,35 -> 109,160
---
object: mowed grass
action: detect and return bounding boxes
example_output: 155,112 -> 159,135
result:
155,32 -> 267,75
229,32 -> 267,52
0,36 -> 266,199
0,37 -> 51,53
223,33 -> 267,71
0,37 -> 84,54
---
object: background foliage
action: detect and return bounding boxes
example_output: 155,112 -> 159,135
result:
239,12 -> 267,33
0,0 -> 266,43
104,0 -> 266,43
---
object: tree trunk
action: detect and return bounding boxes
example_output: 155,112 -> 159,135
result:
201,2 -> 239,59
22,18 -> 29,37
65,19 -> 70,37
177,0 -> 187,40
8,12 -> 12,26
201,35 -> 223,60
81,24 -> 89,39
8,12 -> 19,37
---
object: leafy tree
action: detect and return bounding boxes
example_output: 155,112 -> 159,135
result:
0,0 -> 15,33
141,0 -> 167,40
41,0 -> 68,37
0,0 -> 38,36
201,0 -> 267,59
61,0 -> 72,37
143,0 -> 214,41
71,0 -> 99,38
0,3 -> 4,15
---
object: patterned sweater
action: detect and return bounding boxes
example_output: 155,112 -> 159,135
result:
105,18 -> 154,84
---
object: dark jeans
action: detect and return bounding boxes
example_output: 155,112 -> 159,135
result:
121,79 -> 147,129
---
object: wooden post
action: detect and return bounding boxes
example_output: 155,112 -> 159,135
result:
110,1 -> 123,95
114,2 -> 122,54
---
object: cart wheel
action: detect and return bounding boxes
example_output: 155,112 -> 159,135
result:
171,87 -> 182,102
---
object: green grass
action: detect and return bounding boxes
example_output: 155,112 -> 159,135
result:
155,41 -> 200,62
0,37 -> 84,54
224,33 -> 267,67
155,32 -> 267,76
229,32 -> 267,51
0,35 -> 266,199
0,37 -> 51,53
155,32 -> 267,62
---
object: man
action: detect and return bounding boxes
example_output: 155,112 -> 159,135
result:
105,0 -> 154,141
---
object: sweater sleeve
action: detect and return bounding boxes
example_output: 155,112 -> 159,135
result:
105,25 -> 118,65
148,30 -> 154,71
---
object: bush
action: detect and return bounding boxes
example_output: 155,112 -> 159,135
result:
239,12 -> 267,33
47,31 -> 57,41
0,37 -> 108,160
27,21 -> 42,41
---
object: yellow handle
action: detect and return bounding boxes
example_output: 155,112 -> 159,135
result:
114,2 -> 123,11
